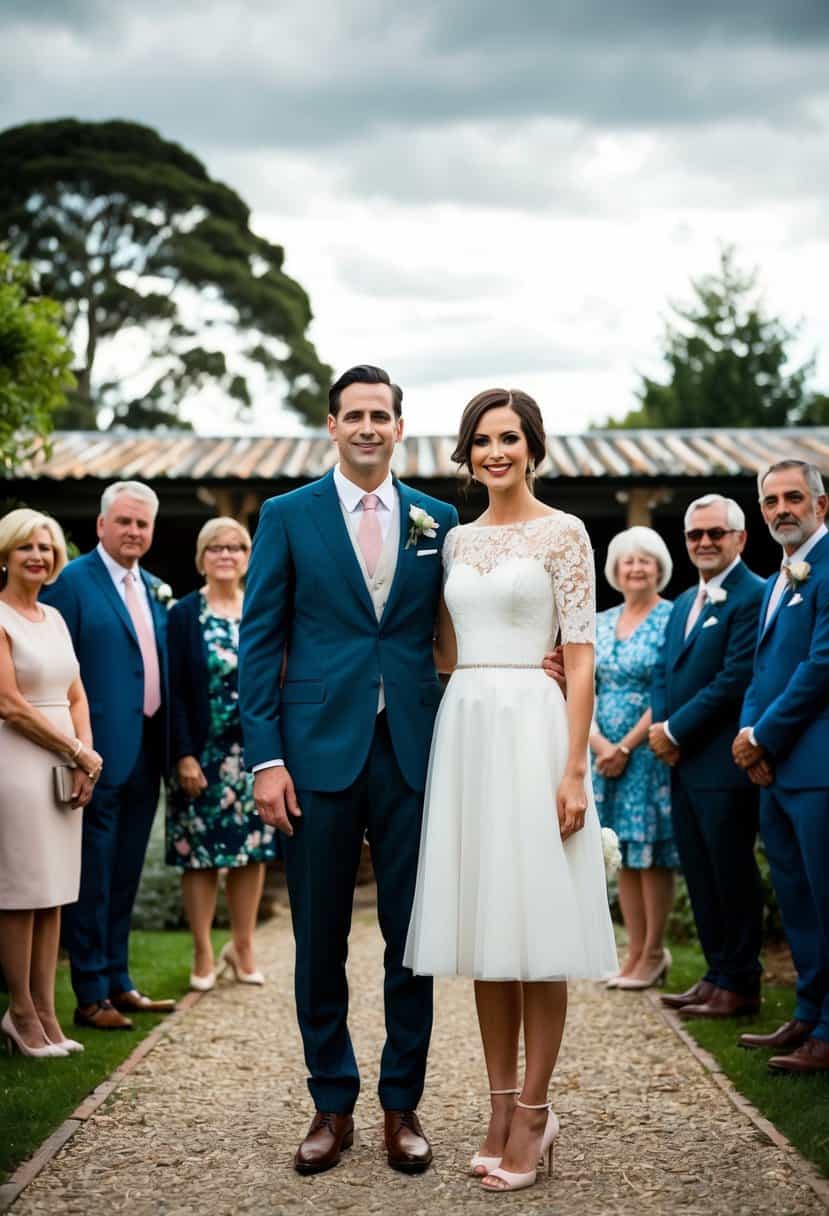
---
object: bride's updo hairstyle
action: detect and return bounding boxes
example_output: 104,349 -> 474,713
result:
451,388 -> 547,485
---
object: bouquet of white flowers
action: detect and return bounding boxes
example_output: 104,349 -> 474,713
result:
601,827 -> 622,879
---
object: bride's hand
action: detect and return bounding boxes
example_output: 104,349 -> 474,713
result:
557,774 -> 588,841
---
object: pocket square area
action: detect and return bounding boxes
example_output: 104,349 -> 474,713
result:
702,616 -> 719,628
417,549 -> 438,557
788,593 -> 804,605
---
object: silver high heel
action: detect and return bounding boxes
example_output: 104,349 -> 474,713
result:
2,1010 -> 68,1058
218,942 -> 264,985
481,1100 -> 560,1193
470,1089 -> 519,1176
614,948 -> 672,990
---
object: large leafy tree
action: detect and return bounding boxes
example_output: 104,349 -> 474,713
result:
605,248 -> 820,429
0,118 -> 332,429
0,251 -> 75,470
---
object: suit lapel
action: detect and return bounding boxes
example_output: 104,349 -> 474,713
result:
379,479 -> 417,626
89,550 -> 140,648
140,570 -> 166,645
673,587 -> 705,666
309,470 -> 376,621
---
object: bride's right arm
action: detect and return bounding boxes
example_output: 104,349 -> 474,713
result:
433,594 -> 457,673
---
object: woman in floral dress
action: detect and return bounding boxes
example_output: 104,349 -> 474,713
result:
167,518 -> 277,989
590,526 -> 678,991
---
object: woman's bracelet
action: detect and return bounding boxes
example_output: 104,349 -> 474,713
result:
618,743 -> 631,756
70,738 -> 83,761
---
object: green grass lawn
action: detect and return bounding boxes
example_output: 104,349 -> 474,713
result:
0,929 -> 226,1184
666,942 -> 829,1178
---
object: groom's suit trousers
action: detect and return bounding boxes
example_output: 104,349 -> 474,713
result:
283,710 -> 432,1113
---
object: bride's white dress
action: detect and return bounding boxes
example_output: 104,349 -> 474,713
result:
404,513 -> 618,981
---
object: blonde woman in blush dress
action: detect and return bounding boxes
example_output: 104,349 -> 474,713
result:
0,510 -> 102,1058
405,389 -> 617,1194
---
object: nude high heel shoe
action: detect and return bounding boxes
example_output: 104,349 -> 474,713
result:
614,948 -> 672,990
2,1010 -> 68,1058
218,942 -> 264,985
470,1089 -> 519,1176
481,1100 -> 560,1193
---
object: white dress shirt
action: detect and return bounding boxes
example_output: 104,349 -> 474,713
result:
664,556 -> 742,745
96,542 -> 154,632
254,467 -> 399,774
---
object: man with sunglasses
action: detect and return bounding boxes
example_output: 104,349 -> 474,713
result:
649,494 -> 765,1018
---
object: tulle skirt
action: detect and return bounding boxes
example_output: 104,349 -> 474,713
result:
404,668 -> 618,981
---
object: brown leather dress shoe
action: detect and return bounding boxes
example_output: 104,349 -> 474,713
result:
384,1110 -> 433,1173
73,1000 -> 133,1030
768,1037 -> 829,1074
111,989 -> 176,1014
739,1019 -> 817,1050
679,986 -> 760,1020
661,979 -> 715,1010
294,1111 -> 354,1174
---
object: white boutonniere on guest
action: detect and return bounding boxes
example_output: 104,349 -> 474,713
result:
706,586 -> 728,604
406,506 -> 439,550
150,580 -> 176,608
601,827 -> 622,880
787,561 -> 811,590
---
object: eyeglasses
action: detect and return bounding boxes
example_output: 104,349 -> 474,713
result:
205,544 -> 247,555
684,528 -> 737,543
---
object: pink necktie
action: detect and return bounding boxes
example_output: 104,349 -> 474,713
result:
123,571 -> 162,717
684,585 -> 708,638
358,494 -> 383,577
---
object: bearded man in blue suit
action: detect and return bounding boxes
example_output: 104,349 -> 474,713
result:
239,366 -> 458,1175
649,495 -> 765,1019
733,459 -> 829,1074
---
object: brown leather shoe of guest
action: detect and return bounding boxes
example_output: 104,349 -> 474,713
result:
661,979 -> 715,1010
111,989 -> 176,1014
679,986 -> 760,1020
768,1037 -> 829,1074
294,1111 -> 355,1175
73,1000 -> 133,1030
739,1019 -> 817,1050
384,1110 -> 433,1173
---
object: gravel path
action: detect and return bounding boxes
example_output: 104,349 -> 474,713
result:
14,905 -> 825,1215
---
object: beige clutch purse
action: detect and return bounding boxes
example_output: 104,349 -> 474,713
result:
53,765 -> 75,804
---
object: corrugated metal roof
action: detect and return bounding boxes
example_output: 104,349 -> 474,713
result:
11,428 -> 828,482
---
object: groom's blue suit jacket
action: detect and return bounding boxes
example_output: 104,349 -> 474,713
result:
238,470 -> 458,793
651,560 -> 765,789
741,531 -> 829,789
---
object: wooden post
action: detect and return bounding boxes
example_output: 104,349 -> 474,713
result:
616,486 -> 673,527
196,488 -> 263,530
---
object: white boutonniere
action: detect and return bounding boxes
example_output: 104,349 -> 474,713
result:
150,580 -> 175,608
601,827 -> 622,879
787,560 -> 811,590
706,586 -> 728,605
702,616 -> 719,628
406,505 -> 439,549
788,592 -> 804,606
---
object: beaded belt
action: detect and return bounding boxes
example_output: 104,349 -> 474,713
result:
454,663 -> 540,670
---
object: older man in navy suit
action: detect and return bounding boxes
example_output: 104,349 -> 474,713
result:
43,481 -> 174,1029
733,460 -> 829,1074
650,495 -> 765,1018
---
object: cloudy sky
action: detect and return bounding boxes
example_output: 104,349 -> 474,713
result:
2,0 -> 829,435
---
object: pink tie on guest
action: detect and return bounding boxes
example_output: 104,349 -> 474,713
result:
684,585 -> 708,639
358,493 -> 383,577
123,571 -> 162,717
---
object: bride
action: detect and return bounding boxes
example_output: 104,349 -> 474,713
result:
404,388 -> 617,1193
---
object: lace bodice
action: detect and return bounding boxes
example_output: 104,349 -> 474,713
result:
443,513 -> 596,665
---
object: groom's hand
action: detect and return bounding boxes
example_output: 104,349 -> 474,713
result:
542,646 -> 566,693
254,766 -> 302,836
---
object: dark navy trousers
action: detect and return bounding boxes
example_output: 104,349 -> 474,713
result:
283,712 -> 432,1114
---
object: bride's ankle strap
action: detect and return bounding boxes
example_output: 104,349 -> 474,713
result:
516,1098 -> 550,1109
490,1088 -> 520,1095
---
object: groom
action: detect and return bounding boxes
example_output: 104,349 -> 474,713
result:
239,365 -> 458,1174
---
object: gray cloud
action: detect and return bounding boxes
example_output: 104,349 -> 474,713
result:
336,253 -> 512,300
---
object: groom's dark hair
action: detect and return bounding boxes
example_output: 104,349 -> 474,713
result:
329,364 -> 403,418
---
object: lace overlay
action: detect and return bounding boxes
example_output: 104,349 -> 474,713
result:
443,513 -> 596,645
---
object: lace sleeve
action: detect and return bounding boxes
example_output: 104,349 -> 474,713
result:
442,526 -> 459,583
546,515 -> 596,644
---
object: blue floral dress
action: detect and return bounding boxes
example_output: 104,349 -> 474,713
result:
591,601 -> 678,870
166,596 -> 277,871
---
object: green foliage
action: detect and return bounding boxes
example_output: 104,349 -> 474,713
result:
603,247 -> 822,429
0,251 -> 75,470
0,118 -> 332,429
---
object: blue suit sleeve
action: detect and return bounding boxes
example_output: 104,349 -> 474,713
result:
41,569 -> 81,641
668,589 -> 763,745
167,601 -> 196,765
238,499 -> 291,769
649,609 -> 672,723
753,572 -> 829,759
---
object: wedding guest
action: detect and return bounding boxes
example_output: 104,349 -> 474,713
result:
733,460 -> 829,1073
42,481 -> 175,1029
650,495 -> 765,1018
166,517 -> 277,990
0,509 -> 102,1057
591,527 -> 677,990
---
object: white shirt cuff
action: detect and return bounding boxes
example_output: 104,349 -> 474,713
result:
252,759 -> 285,772
663,721 -> 678,746
747,728 -> 758,747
